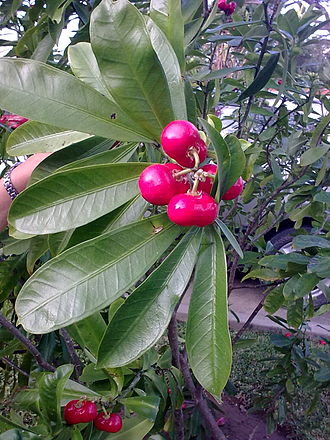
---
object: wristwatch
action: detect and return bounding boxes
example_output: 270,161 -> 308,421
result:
3,162 -> 21,200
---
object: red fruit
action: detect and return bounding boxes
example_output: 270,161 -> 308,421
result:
167,192 -> 218,227
64,400 -> 97,425
222,176 -> 244,200
218,0 -> 236,15
164,162 -> 191,194
0,114 -> 28,129
284,332 -> 292,338
138,164 -> 179,205
319,340 -> 326,345
94,412 -> 123,433
161,120 -> 207,168
199,164 -> 217,194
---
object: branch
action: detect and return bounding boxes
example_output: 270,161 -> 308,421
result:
1,357 -> 29,377
60,329 -> 83,378
0,313 -> 55,372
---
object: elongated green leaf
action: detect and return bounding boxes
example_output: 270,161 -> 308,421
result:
308,256 -> 330,278
6,121 -> 92,155
46,0 -> 72,23
9,163 -> 150,234
0,58 -> 152,142
193,65 -> 254,81
29,137 -> 114,185
97,228 -> 202,368
15,214 -> 181,333
145,17 -> 187,120
186,228 -> 232,396
224,135 -> 246,189
68,42 -> 114,101
95,415 -> 154,440
119,396 -> 160,421
90,0 -> 174,139
38,365 -> 73,430
198,119 -> 231,197
67,313 -> 106,358
58,143 -> 138,171
287,298 -> 304,328
293,235 -> 330,250
283,273 -> 320,300
61,195 -> 148,252
214,219 -> 243,258
150,0 -> 185,70
300,145 -> 329,166
238,53 -> 280,101
26,235 -> 49,274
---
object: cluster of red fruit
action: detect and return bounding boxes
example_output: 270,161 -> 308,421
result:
0,113 -> 28,129
138,120 -> 243,227
218,0 -> 236,15
64,399 -> 122,433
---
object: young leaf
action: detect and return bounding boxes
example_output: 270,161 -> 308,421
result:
186,228 -> 232,396
15,214 -> 182,333
97,228 -> 202,368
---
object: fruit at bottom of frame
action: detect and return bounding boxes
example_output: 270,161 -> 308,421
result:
218,0 -> 236,15
167,192 -> 218,227
164,162 -> 191,194
64,400 -> 97,425
198,163 -> 217,194
94,412 -> 123,433
222,176 -> 244,200
138,163 -> 181,205
161,120 -> 207,168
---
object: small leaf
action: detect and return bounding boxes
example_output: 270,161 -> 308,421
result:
264,285 -> 285,314
214,219 -> 243,258
293,235 -> 330,250
242,268 -> 282,282
119,396 -> 160,422
300,145 -> 329,166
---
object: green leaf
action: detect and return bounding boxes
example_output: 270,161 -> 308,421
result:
62,379 -> 101,404
26,235 -> 49,274
224,135 -> 246,190
308,256 -> 330,278
29,137 -> 114,185
300,145 -> 329,166
314,367 -> 330,383
119,396 -> 160,422
38,364 -> 74,430
15,214 -> 181,333
214,219 -> 243,258
68,42 -> 114,101
145,17 -> 187,121
263,285 -> 285,314
97,228 -> 202,368
186,228 -> 232,396
193,65 -> 254,81
198,119 -> 230,198
242,268 -> 282,282
314,190 -> 330,204
310,110 -> 330,148
96,415 -> 154,440
90,0 -> 174,139
0,58 -> 152,142
287,298 -> 304,328
150,0 -> 185,70
238,53 -> 280,101
293,235 -> 330,250
283,273 -> 320,300
58,143 -> 138,171
6,121 -> 92,155
9,163 -> 150,234
46,0 -> 72,23
67,313 -> 106,358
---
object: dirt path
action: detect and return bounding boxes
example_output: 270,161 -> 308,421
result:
219,396 -> 288,440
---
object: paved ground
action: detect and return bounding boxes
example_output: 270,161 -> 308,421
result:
177,281 -> 330,339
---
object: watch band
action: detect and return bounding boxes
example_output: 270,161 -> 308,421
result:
3,162 -> 22,200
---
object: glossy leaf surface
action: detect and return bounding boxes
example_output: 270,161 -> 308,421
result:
6,121 -> 91,155
186,228 -> 232,396
9,163 -> 150,234
15,214 -> 181,333
97,228 -> 202,368
0,58 -> 152,142
90,0 -> 174,139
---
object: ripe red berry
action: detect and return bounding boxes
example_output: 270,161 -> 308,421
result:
218,0 -> 236,15
161,120 -> 207,168
94,412 -> 123,433
319,340 -> 326,345
284,332 -> 292,338
222,177 -> 244,200
138,164 -> 179,205
164,162 -> 191,194
277,79 -> 283,85
167,192 -> 218,227
64,400 -> 97,425
198,164 -> 217,194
